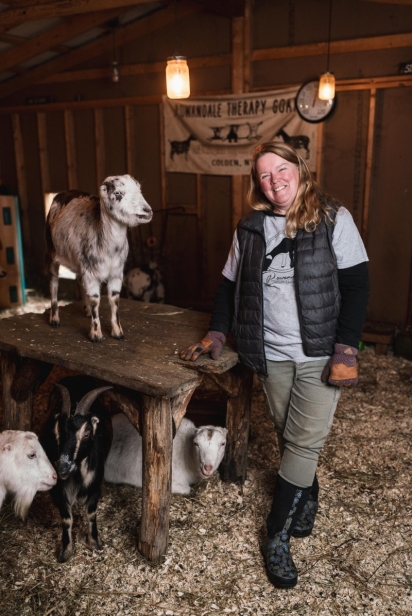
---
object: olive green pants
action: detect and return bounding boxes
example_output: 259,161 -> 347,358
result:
260,358 -> 341,488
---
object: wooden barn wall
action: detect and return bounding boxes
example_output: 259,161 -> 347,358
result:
0,1 -> 411,324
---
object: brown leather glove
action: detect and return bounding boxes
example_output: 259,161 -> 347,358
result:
180,331 -> 226,361
321,343 -> 359,387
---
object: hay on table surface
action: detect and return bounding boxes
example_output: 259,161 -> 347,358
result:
0,302 -> 411,616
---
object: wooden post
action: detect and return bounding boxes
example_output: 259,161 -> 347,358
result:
361,87 -> 376,248
64,110 -> 78,189
138,395 -> 173,563
11,114 -> 30,257
221,363 -> 253,484
124,105 -> 134,176
37,112 -> 51,194
94,108 -> 105,190
1,351 -> 33,430
159,102 -> 167,210
316,121 -> 324,183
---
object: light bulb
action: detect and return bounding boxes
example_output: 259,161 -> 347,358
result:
111,61 -> 119,83
166,56 -> 190,99
318,72 -> 335,100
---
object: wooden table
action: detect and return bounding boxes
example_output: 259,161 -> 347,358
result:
0,300 -> 252,563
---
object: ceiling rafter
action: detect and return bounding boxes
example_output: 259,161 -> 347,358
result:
0,0 -> 201,101
0,8 -> 124,74
0,0 -> 166,34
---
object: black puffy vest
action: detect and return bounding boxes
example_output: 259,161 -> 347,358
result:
232,209 -> 340,376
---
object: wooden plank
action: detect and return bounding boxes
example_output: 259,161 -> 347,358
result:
231,14 -> 245,233
37,112 -> 51,194
0,0 -> 160,28
43,54 -> 231,84
221,363 -> 253,484
0,9 -> 123,74
0,1 -> 201,100
159,103 -> 167,210
361,88 -> 376,247
1,351 -> 33,430
124,105 -> 134,176
316,121 -> 324,184
11,114 -> 30,256
138,394 -> 173,563
243,0 -> 251,93
361,0 -> 412,5
94,108 -> 105,189
362,332 -> 393,344
252,32 -> 412,62
64,110 -> 78,189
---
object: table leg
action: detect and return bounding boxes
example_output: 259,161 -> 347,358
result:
138,395 -> 173,563
221,363 -> 253,484
1,351 -> 33,430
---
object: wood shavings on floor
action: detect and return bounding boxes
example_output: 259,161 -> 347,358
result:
0,323 -> 411,615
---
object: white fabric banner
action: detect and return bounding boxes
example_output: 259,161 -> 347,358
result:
163,88 -> 317,175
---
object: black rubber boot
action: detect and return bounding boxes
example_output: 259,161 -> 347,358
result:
292,474 -> 319,538
262,475 -> 311,589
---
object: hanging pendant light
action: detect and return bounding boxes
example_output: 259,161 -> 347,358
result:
319,0 -> 335,101
166,0 -> 190,99
111,26 -> 119,83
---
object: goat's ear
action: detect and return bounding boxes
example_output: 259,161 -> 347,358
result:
75,386 -> 112,416
2,443 -> 12,452
91,416 -> 100,434
54,384 -> 72,416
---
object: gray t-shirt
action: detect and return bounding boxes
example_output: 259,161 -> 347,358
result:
222,206 -> 369,362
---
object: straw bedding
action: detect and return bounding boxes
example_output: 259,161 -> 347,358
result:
0,300 -> 411,616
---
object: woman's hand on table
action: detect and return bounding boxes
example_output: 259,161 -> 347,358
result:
180,331 -> 226,361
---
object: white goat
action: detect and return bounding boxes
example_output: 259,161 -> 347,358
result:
105,415 -> 228,494
0,430 -> 57,519
45,175 -> 153,342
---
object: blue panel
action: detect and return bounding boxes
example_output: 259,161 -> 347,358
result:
6,246 -> 14,264
3,207 -> 12,225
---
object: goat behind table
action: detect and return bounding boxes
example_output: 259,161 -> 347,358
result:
0,430 -> 57,519
45,175 -> 152,342
105,415 -> 228,495
41,376 -> 113,562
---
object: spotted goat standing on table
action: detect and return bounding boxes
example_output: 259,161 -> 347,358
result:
41,376 -> 113,563
0,430 -> 57,519
105,415 -> 227,494
45,175 -> 153,342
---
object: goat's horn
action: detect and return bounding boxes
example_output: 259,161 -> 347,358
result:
54,384 -> 72,416
75,386 -> 112,416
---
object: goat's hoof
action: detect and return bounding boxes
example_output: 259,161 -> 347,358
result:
89,334 -> 103,343
87,537 -> 103,551
58,547 -> 73,563
50,320 -> 60,328
111,332 -> 124,340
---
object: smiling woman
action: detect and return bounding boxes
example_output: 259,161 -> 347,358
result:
180,139 -> 370,589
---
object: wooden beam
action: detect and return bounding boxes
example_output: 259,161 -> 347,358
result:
252,32 -> 412,62
94,108 -> 105,189
316,121 -> 324,184
42,53 -> 231,83
11,114 -> 30,256
361,88 -> 377,248
0,0 -> 201,100
0,9 -> 123,74
0,90 -> 232,114
37,112 -> 51,193
361,0 -> 412,5
124,105 -> 134,175
231,15 -> 245,232
159,103 -> 167,211
0,0 -> 163,29
64,110 -> 78,189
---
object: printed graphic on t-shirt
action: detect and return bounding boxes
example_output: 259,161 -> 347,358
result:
263,231 -> 295,286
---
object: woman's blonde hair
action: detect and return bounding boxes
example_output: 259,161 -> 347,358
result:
247,141 -> 338,238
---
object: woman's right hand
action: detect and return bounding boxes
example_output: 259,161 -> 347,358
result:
179,331 -> 226,361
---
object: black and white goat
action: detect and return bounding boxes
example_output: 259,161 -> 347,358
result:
41,376 -> 113,563
45,175 -> 152,342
